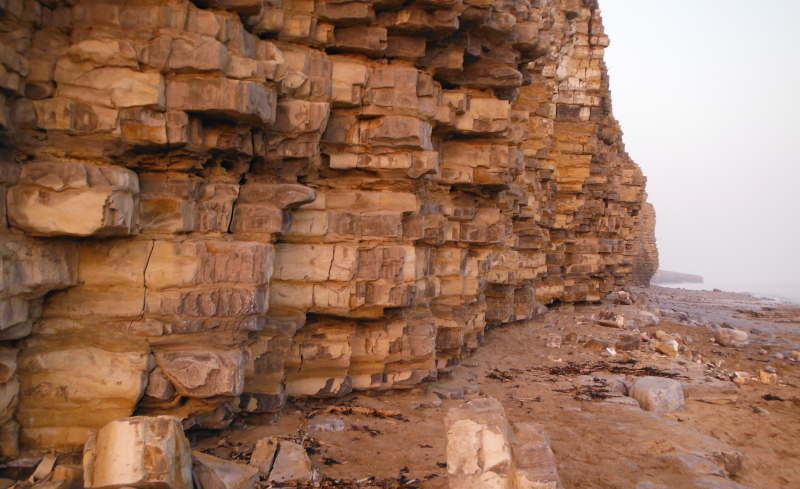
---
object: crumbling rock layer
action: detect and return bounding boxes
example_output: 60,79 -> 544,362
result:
0,0 -> 656,453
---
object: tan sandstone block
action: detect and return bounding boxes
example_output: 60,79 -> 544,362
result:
268,282 -> 314,315
446,398 -> 515,489
79,240 -> 153,286
284,319 -> 355,397
325,191 -> 417,213
83,416 -> 192,489
273,244 -> 334,282
360,116 -> 433,150
269,100 -> 330,134
330,59 -> 369,107
333,26 -> 387,57
56,64 -> 165,110
7,161 -> 139,237
144,287 -> 268,317
155,349 -> 245,398
18,348 -> 153,446
43,285 -> 145,319
166,77 -> 276,125
145,240 -> 272,289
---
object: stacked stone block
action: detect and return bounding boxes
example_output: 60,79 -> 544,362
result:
0,0 -> 655,452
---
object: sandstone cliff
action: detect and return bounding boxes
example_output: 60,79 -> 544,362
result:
629,201 -> 658,286
0,0 -> 655,454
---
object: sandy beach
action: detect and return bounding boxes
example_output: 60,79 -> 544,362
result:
171,286 -> 800,488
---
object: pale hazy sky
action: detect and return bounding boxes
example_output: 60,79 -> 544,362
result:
599,1 -> 800,285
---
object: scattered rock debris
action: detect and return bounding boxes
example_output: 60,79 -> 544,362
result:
307,406 -> 409,423
543,360 -> 686,380
256,474 -> 440,489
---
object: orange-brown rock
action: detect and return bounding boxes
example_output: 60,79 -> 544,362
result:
0,0 -> 656,452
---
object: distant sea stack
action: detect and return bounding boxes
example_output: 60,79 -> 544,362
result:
629,202 -> 659,286
651,270 -> 704,284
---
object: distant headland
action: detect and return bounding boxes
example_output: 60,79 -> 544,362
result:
651,270 -> 704,284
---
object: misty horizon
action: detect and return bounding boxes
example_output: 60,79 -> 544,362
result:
600,0 -> 800,287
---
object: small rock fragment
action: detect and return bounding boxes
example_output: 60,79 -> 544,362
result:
51,465 -> 83,489
249,437 -> 279,475
615,334 -> 641,352
415,392 -> 443,410
584,338 -> 610,351
731,372 -> 751,385
546,334 -> 561,348
427,383 -> 464,400
655,338 -> 680,357
594,311 -> 625,328
636,311 -> 659,327
307,416 -> 345,432
599,347 -> 617,357
616,291 -> 633,305
193,451 -> 260,489
758,371 -> 777,384
463,383 -> 480,396
268,441 -> 313,484
31,454 -> 57,482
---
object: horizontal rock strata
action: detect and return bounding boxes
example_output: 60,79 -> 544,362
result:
0,0 -> 655,452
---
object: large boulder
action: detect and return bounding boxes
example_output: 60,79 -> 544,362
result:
714,329 -> 749,348
445,398 -> 515,489
629,376 -> 685,413
83,416 -> 192,489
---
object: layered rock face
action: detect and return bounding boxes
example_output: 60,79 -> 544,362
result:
0,0 -> 654,452
629,201 -> 658,286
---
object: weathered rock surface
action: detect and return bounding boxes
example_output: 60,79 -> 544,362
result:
445,398 -> 562,489
267,440 -> 314,484
0,0 -> 655,451
511,422 -> 563,489
629,376 -> 685,413
247,436 -> 313,483
83,416 -> 193,489
446,398 -> 516,489
714,329 -> 749,348
682,379 -> 739,405
629,203 -> 659,286
192,451 -> 260,489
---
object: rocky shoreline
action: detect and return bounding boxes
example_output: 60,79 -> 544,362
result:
1,285 -> 797,489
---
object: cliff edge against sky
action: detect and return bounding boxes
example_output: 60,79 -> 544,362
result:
0,0 -> 657,453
